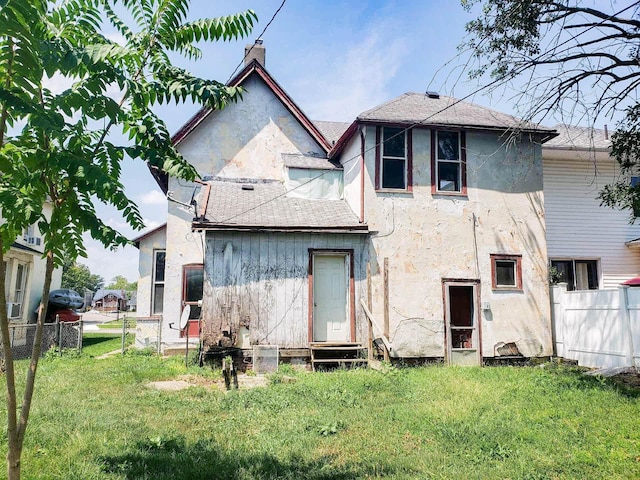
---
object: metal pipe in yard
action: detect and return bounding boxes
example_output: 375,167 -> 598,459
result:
121,315 -> 126,354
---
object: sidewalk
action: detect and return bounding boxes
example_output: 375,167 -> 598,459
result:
82,310 -> 133,333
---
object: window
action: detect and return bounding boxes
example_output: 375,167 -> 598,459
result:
491,254 -> 522,290
182,264 -> 203,320
375,126 -> 412,190
432,130 -> 466,194
550,259 -> 598,291
152,250 -> 166,315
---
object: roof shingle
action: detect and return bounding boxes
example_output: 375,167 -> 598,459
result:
197,179 -> 365,231
357,92 -> 555,134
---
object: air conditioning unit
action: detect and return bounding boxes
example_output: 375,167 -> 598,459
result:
6,302 -> 21,319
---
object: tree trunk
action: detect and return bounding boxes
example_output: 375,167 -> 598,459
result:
0,240 -> 21,480
4,250 -> 53,480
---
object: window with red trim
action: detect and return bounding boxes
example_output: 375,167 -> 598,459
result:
432,130 -> 466,194
491,254 -> 523,290
375,126 -> 412,190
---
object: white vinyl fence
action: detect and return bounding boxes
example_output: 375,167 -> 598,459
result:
551,284 -> 640,368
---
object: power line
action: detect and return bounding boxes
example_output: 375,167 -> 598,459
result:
226,0 -> 287,84
209,3 -> 635,224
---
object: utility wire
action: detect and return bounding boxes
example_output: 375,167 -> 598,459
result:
210,2 -> 635,224
226,0 -> 287,83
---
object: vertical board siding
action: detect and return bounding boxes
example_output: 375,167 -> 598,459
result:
203,231 -> 367,349
544,155 -> 640,288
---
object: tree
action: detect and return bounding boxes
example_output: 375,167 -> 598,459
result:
461,1 -> 640,214
106,274 -> 136,292
61,261 -> 104,294
0,1 -> 257,478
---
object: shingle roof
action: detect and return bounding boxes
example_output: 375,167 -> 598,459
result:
195,179 -> 365,231
544,124 -> 610,150
313,120 -> 352,145
282,153 -> 341,170
93,289 -> 126,301
357,92 -> 555,134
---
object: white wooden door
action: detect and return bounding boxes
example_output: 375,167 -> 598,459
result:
313,255 -> 349,342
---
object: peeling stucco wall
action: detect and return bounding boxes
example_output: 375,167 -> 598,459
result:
160,73 -> 330,348
347,127 -> 551,358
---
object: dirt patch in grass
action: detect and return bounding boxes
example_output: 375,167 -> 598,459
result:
147,373 -> 269,392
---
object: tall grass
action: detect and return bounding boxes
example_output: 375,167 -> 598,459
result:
1,359 -> 639,479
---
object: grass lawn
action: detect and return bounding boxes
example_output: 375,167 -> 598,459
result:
1,356 -> 639,479
97,318 -> 137,330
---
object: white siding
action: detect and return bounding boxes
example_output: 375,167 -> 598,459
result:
543,152 -> 640,288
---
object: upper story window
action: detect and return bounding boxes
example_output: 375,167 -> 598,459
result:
432,130 -> 466,194
375,126 -> 412,191
22,224 -> 41,247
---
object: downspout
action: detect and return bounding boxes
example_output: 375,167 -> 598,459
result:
359,125 -> 366,224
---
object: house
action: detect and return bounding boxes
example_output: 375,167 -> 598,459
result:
543,125 -> 640,290
92,289 -> 127,312
135,43 -> 557,365
4,210 -> 63,325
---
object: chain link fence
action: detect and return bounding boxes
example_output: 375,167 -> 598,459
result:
134,316 -> 162,354
2,320 -> 83,360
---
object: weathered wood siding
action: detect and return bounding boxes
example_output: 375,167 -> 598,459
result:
202,232 -> 368,349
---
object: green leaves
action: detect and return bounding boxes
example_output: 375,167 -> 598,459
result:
0,0 -> 257,259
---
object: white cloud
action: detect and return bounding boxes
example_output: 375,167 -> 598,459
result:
43,73 -> 75,95
296,29 -> 409,121
139,190 -> 168,206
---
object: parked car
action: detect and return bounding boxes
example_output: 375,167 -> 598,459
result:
46,289 -> 83,323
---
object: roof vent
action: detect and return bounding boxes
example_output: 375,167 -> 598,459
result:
241,184 -> 254,191
426,91 -> 440,99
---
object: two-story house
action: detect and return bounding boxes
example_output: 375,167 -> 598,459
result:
135,44 -> 557,365
3,204 -> 63,325
543,124 -> 640,290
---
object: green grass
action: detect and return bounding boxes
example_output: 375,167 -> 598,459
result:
82,333 -> 133,356
1,360 -> 640,479
97,317 -> 137,329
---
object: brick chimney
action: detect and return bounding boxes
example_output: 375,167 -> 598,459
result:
244,39 -> 265,67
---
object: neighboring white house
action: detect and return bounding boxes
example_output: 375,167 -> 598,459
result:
135,43 -> 558,364
543,125 -> 640,290
3,204 -> 63,324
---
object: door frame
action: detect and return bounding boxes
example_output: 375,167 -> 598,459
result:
442,278 -> 482,365
308,249 -> 355,343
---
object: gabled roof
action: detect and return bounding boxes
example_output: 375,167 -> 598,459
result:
93,289 -> 127,301
544,124 -> 610,151
149,59 -> 333,193
132,223 -> 166,249
171,59 -> 332,151
192,178 -> 367,233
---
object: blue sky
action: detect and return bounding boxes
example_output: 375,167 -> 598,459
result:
78,0 -> 614,284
